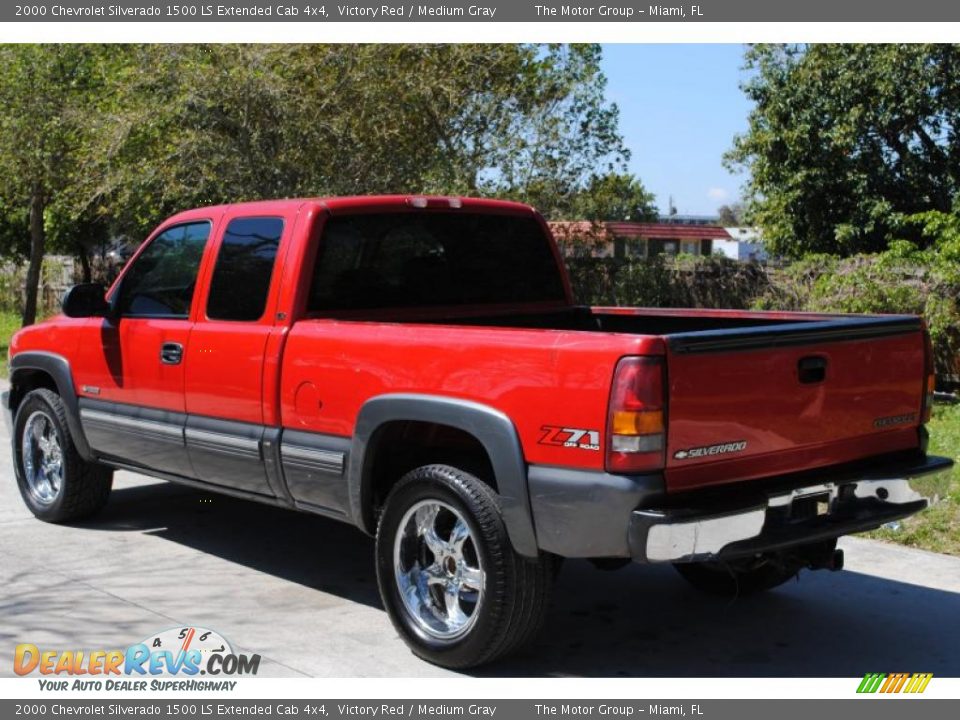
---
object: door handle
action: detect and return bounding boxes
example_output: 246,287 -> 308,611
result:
798,356 -> 827,384
160,342 -> 183,365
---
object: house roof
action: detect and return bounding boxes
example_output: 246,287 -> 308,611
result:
604,222 -> 732,240
548,221 -> 732,242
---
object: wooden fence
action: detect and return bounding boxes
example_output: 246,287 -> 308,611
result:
0,256 -> 76,317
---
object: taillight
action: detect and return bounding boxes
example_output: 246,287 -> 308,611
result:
606,356 -> 666,473
921,327 -> 935,423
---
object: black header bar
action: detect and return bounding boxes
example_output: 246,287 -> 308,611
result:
4,0 -> 960,23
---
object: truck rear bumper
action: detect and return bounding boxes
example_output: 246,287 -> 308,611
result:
629,454 -> 953,563
528,453 -> 953,562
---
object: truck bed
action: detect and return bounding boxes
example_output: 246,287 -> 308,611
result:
301,305 -> 927,494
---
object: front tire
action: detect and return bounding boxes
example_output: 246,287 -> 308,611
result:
375,464 -> 554,669
13,389 -> 113,522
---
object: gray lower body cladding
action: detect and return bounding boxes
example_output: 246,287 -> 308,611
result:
281,429 -> 351,518
528,465 -> 663,558
76,398 -> 349,512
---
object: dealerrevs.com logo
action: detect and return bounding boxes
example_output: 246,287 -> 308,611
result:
14,627 -> 260,691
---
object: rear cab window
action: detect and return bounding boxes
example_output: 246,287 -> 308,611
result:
307,211 -> 566,312
206,216 -> 284,322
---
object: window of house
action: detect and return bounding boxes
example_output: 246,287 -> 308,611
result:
648,238 -> 680,256
625,238 -> 647,258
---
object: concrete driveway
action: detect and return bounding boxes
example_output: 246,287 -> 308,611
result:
1,397 -> 959,677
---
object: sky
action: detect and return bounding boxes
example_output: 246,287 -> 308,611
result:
601,44 -> 753,217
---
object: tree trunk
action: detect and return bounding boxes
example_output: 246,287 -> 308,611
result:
22,190 -> 45,328
77,243 -> 92,283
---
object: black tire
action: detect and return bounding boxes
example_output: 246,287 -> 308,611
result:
375,464 -> 554,669
13,388 -> 113,523
673,556 -> 799,597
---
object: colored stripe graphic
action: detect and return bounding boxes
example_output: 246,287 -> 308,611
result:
857,673 -> 932,693
909,673 -> 934,694
889,673 -> 909,693
857,673 -> 886,693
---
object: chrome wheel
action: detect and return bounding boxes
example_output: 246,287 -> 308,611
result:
21,410 -> 63,506
393,500 -> 485,640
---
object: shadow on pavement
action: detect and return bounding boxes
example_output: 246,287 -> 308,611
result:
73,479 -> 960,678
80,478 -> 381,609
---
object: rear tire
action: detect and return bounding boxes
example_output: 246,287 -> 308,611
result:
13,389 -> 113,522
375,464 -> 554,669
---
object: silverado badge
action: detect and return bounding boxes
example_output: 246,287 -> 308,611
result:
674,440 -> 748,460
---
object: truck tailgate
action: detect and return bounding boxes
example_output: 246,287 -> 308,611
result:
663,316 -> 926,492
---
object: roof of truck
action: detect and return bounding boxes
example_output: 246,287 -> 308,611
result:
163,196 -> 538,223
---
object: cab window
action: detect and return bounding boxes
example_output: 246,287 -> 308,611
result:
206,217 -> 284,322
117,222 -> 211,318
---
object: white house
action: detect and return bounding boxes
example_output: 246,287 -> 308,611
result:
713,227 -> 769,263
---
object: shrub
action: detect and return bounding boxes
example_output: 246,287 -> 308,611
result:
753,254 -> 838,311
566,254 -> 774,309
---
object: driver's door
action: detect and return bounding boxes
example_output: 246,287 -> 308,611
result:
74,219 -> 217,477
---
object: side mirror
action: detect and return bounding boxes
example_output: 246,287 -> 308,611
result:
62,283 -> 112,318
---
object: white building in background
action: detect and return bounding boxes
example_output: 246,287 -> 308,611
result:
549,220 -> 731,258
550,218 -> 770,264
714,227 -> 769,263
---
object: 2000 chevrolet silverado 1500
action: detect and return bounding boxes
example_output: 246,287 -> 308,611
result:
2,196 -> 953,668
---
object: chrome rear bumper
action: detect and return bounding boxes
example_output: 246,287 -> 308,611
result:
629,454 -> 953,563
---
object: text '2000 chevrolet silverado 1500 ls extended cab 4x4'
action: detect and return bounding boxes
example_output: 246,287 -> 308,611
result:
3,196 -> 954,668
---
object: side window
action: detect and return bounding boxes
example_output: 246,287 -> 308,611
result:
206,217 -> 284,321
117,222 -> 210,318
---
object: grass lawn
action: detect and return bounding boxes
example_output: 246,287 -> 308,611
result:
0,310 -> 20,380
867,402 -> 960,556
0,309 -> 956,553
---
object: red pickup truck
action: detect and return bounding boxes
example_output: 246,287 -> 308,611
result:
3,196 -> 953,668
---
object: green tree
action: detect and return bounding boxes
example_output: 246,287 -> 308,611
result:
717,201 -> 745,226
568,172 -> 657,221
0,201 -> 28,262
1,44 -> 632,322
727,44 -> 960,257
88,44 -> 629,239
0,45 -> 106,325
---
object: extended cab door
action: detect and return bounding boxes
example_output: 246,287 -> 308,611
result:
182,213 -> 289,497
74,219 -> 216,477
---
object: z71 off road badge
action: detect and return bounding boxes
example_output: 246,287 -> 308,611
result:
538,425 -> 601,451
674,440 -> 747,460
